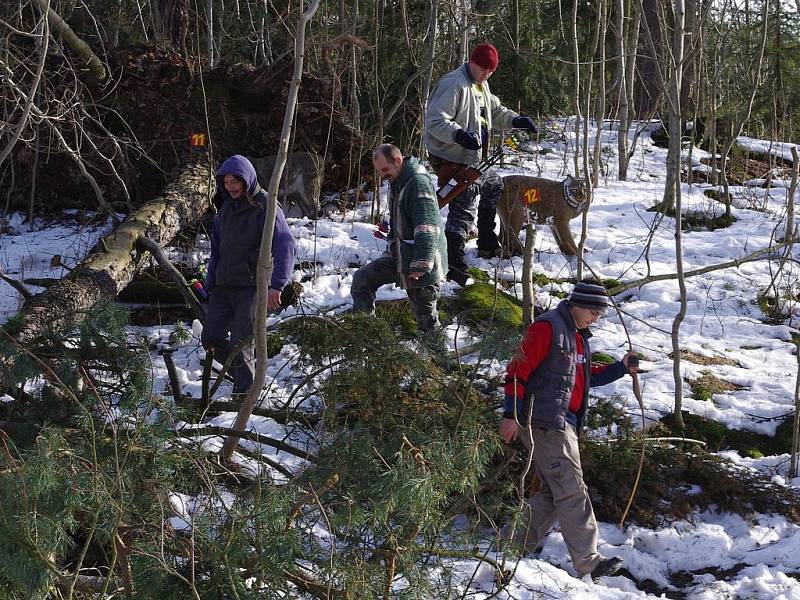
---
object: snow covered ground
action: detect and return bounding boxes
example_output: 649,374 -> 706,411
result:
1,120 -> 799,598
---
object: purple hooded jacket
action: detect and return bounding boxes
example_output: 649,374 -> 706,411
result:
205,155 -> 296,292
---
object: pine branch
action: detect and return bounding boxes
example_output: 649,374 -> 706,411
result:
286,473 -> 339,528
178,425 -> 315,462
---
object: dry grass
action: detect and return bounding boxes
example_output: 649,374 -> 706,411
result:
688,370 -> 746,401
670,349 -> 741,367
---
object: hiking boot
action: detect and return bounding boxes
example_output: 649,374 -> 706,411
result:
478,247 -> 501,259
446,268 -> 470,287
590,556 -> 623,580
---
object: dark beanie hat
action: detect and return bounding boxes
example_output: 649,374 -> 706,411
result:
470,44 -> 499,71
568,280 -> 611,312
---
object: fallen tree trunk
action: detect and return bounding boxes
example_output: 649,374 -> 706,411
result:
2,162 -> 212,389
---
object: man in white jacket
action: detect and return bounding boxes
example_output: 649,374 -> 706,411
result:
424,43 -> 537,284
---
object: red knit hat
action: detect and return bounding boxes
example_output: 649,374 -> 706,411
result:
470,44 -> 499,71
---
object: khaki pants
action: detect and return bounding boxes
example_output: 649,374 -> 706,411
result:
514,424 -> 603,576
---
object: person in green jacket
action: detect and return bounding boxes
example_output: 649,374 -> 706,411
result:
351,144 -> 448,332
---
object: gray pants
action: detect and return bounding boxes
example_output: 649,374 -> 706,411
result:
445,170 -> 503,246
201,286 -> 256,394
351,255 -> 440,332
515,424 -> 603,576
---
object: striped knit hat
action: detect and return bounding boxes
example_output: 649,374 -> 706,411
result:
568,280 -> 610,312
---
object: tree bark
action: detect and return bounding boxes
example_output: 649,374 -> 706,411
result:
420,0 -> 438,120
32,0 -> 107,86
521,224 -> 536,326
668,0 -> 687,429
222,0 -> 321,461
616,0 -> 630,180
718,2 -> 770,219
788,147 -> 798,243
791,333 -> 800,478
636,0 -> 664,116
1,162 -> 212,390
571,0 -> 582,182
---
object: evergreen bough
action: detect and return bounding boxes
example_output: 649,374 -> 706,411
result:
0,307 -> 505,599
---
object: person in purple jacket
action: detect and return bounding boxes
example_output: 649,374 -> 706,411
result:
202,154 -> 296,395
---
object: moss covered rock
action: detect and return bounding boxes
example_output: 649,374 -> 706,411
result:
454,282 -> 524,331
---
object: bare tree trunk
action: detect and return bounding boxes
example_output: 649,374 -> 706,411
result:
668,0 -> 687,429
636,0 -> 664,116
719,2 -> 769,219
663,7 -> 684,210
765,146 -> 799,301
571,0 -> 582,183
511,0 -> 521,104
791,333 -> 800,478
111,0 -> 123,47
398,0 -> 413,59
591,0 -> 607,188
350,0 -> 360,131
521,224 -> 536,326
1,163 -> 213,391
32,0 -> 107,86
459,0 -> 470,63
788,147 -> 798,243
576,0 -> 604,279
28,127 -> 39,230
616,0 -> 630,180
207,0 -> 215,67
222,0 -> 322,462
420,0 -> 438,145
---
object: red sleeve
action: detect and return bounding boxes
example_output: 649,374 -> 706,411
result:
504,321 -> 553,400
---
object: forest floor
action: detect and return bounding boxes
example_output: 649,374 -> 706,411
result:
1,120 -> 799,599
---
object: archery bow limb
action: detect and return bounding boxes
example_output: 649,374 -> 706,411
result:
575,257 -> 646,529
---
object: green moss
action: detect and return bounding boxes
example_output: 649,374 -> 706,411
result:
533,272 -> 557,287
590,351 -> 616,365
467,267 -> 490,283
690,380 -> 713,402
266,332 -> 285,358
454,282 -> 523,330
375,299 -> 419,335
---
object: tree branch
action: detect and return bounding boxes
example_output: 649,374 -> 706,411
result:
32,0 -> 107,86
608,240 -> 796,296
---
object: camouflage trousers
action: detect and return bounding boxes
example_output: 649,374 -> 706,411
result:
351,255 -> 441,332
445,170 -> 504,254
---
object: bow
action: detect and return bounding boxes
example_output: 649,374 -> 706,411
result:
576,257 -> 646,529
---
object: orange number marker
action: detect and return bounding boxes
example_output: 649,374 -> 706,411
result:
523,188 -> 540,205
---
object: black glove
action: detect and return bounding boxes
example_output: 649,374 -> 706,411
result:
454,129 -> 481,150
512,116 -> 538,133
